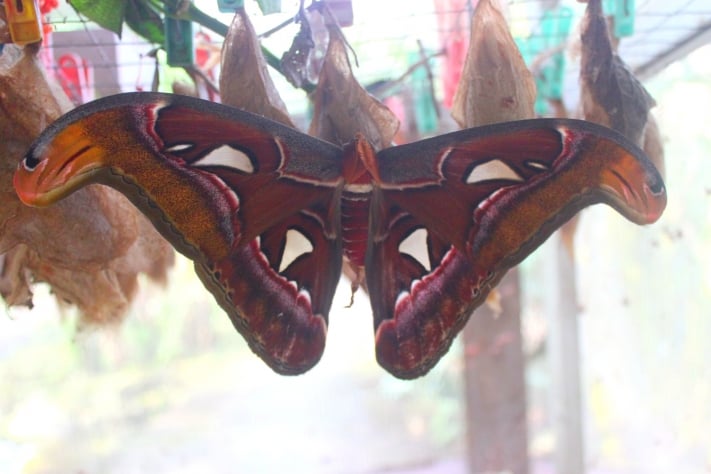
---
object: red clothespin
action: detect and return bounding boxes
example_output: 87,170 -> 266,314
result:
57,53 -> 94,105
3,0 -> 43,45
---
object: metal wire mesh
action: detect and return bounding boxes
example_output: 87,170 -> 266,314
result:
32,1 -> 711,111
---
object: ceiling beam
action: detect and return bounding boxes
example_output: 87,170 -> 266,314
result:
634,20 -> 711,80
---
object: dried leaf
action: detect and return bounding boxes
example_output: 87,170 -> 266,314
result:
281,15 -> 315,89
308,24 -> 399,292
0,45 -> 70,141
449,0 -> 534,311
308,26 -> 399,150
0,245 -> 33,308
220,8 -> 295,127
3,188 -> 138,267
580,0 -> 656,145
451,0 -> 536,127
0,44 -> 174,325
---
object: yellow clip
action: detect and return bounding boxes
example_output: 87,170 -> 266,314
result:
3,0 -> 43,45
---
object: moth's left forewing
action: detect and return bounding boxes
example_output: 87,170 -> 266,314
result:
15,92 -> 346,375
153,99 -> 347,375
367,119 -> 666,378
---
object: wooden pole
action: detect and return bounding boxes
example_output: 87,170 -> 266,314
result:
545,234 -> 584,473
463,269 -> 529,474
